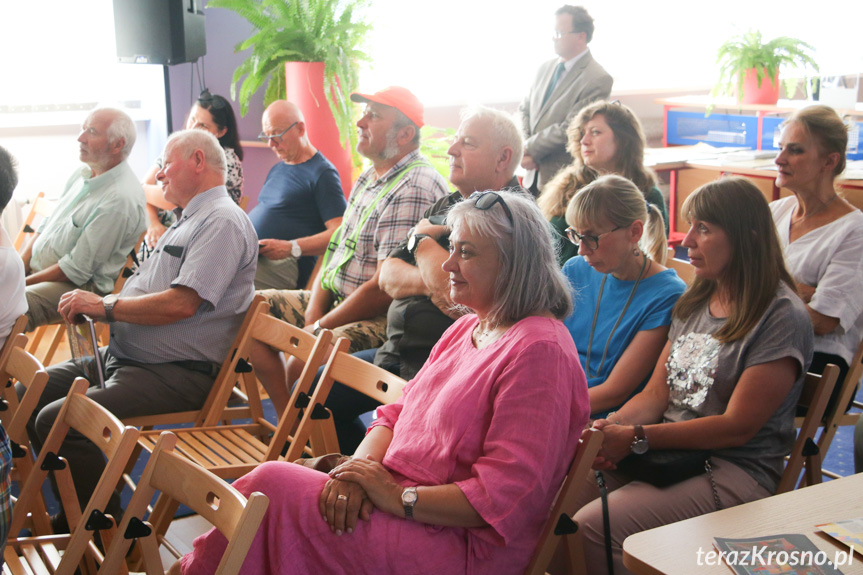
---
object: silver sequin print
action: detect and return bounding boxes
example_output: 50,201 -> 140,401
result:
666,333 -> 719,410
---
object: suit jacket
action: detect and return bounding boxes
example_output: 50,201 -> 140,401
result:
519,50 -> 613,190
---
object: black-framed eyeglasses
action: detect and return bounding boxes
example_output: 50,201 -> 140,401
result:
198,89 -> 227,110
257,122 -> 298,143
565,226 -> 622,250
470,191 -> 514,225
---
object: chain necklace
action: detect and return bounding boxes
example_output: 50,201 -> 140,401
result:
790,194 -> 839,227
584,253 -> 650,378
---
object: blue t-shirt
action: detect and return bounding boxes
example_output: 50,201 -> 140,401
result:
562,256 -> 686,418
248,152 -> 347,286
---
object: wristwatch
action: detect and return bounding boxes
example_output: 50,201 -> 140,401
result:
407,233 -> 431,257
402,486 -> 418,519
312,319 -> 323,336
103,294 -> 119,323
290,241 -> 302,259
631,425 -> 649,455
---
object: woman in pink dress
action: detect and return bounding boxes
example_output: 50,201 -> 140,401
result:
174,191 -> 590,575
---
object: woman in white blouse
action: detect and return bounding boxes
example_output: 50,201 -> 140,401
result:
770,105 -> 863,402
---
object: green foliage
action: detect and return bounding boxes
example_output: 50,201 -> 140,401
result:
208,0 -> 372,155
711,30 -> 819,102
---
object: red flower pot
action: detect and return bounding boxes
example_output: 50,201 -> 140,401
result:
741,68 -> 780,105
285,61 -> 353,196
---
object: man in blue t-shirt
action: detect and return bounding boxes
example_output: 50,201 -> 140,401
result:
249,100 -> 346,289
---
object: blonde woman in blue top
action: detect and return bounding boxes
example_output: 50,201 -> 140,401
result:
563,175 -> 685,418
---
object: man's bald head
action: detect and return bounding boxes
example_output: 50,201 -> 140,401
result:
260,100 -> 315,164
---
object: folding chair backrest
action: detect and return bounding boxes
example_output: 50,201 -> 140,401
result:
8,379 -> 140,574
0,338 -> 49,450
247,311 -> 334,459
13,192 -> 53,250
777,364 -> 839,494
0,314 -> 28,368
524,427 -> 604,575
286,337 -> 406,458
666,247 -> 694,285
100,432 -> 269,575
122,295 -> 267,429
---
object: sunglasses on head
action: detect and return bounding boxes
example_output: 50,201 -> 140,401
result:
469,191 -> 514,225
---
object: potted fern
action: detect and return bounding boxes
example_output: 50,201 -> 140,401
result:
712,30 -> 818,105
208,0 -> 372,188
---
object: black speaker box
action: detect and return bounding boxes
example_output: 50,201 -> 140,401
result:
113,0 -> 206,65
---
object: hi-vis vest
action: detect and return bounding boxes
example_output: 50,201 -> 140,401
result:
320,160 -> 430,299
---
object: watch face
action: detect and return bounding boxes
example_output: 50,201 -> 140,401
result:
104,295 -> 119,305
631,439 -> 649,455
402,488 -> 418,505
407,234 -> 418,252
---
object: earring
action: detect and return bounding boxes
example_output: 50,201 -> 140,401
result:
632,247 -> 641,256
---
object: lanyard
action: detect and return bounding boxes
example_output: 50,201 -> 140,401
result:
320,160 -> 429,297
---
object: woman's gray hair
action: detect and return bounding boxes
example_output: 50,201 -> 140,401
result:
447,190 -> 572,324
165,129 -> 227,179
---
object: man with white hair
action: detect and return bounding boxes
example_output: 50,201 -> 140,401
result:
21,129 -> 257,526
20,107 -> 147,330
326,106 -> 527,452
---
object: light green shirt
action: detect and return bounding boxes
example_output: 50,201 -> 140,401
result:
31,161 -> 146,294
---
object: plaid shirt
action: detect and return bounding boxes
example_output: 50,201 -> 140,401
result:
324,150 -> 449,299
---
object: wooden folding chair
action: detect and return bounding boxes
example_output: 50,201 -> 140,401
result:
13,192 -> 54,251
777,364 -> 840,493
123,294 -> 267,430
524,428 -> 604,575
296,336 -> 407,457
133,305 -> 332,542
665,247 -> 694,285
135,303 -> 334,479
0,314 -> 28,367
100,432 -> 269,575
800,339 -> 863,479
0,334 -> 52,535
5,378 -> 140,575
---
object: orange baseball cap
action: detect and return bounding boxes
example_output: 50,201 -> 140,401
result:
350,86 -> 424,128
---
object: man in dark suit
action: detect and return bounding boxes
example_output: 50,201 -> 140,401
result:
519,5 -> 613,194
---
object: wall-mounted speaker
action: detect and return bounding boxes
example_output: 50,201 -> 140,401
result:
113,0 -> 206,65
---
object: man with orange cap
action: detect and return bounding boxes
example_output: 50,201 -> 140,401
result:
253,86 -> 449,413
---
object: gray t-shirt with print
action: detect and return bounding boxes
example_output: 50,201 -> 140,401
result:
663,283 -> 814,493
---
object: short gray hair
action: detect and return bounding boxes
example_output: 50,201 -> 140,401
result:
460,106 -> 524,178
98,108 -> 137,160
447,190 -> 572,324
165,129 -> 227,179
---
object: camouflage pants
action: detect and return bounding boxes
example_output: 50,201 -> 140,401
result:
257,288 -> 388,353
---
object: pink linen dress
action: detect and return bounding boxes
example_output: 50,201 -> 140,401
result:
180,314 -> 589,575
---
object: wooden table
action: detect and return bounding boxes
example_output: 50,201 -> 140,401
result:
623,474 -> 863,575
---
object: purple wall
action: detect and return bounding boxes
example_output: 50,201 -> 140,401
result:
167,1 -> 278,211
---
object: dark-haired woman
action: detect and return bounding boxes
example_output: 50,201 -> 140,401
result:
142,91 -> 244,249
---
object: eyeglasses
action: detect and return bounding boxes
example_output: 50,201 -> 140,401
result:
257,122 -> 298,143
198,89 -> 227,110
552,30 -> 579,40
565,226 -> 622,250
470,191 -> 514,225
